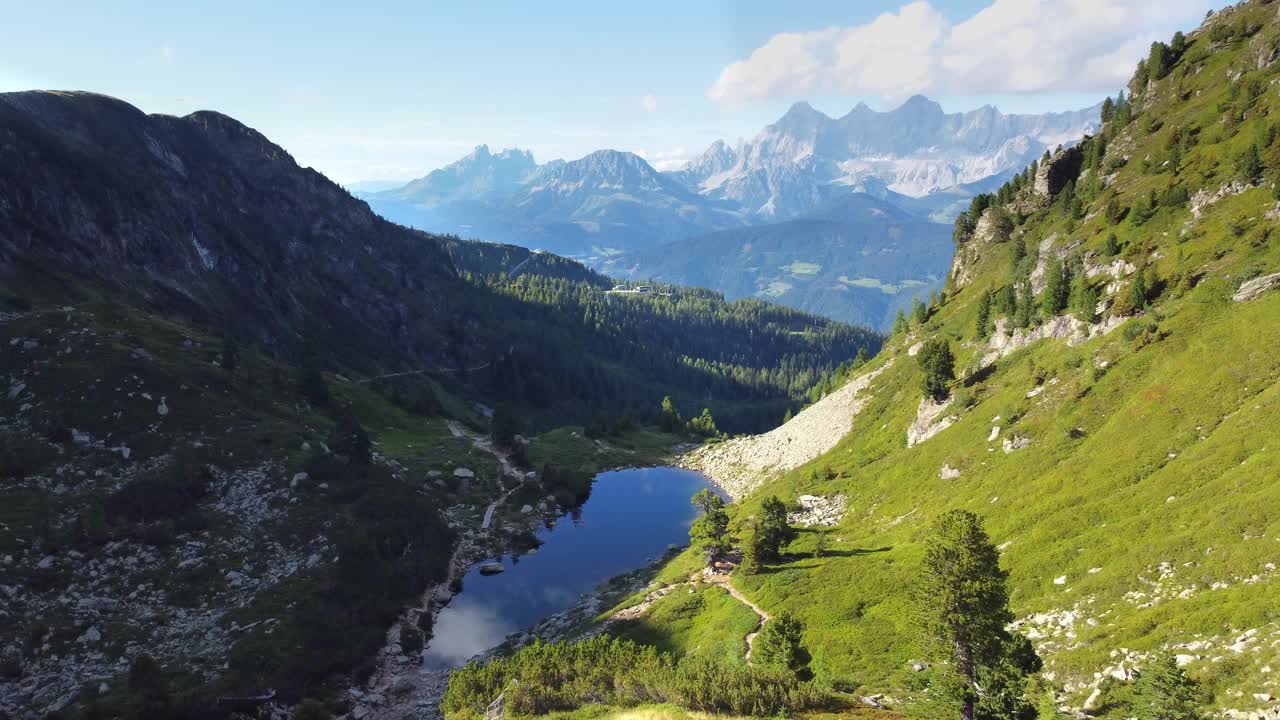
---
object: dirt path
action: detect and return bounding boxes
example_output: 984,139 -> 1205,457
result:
603,568 -> 771,663
699,570 -> 770,660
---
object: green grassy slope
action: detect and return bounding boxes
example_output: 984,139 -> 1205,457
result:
660,2 -> 1280,714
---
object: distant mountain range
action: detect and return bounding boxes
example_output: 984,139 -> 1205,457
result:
360,96 -> 1100,328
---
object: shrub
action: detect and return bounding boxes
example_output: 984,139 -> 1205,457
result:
442,637 -> 825,719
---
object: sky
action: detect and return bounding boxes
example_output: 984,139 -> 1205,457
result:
1,0 -> 1233,185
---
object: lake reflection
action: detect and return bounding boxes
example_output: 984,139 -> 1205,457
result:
423,466 -> 715,668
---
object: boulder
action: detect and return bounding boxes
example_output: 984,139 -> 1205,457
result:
1233,272 -> 1280,302
1003,435 -> 1031,454
940,464 -> 961,480
454,468 -> 475,479
478,562 -> 505,576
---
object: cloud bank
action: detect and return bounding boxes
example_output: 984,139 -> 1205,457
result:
708,0 -> 1214,104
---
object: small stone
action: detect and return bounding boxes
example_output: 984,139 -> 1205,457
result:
290,472 -> 309,489
157,397 -> 169,416
940,464 -> 961,480
37,555 -> 56,570
987,426 -> 1000,442
520,504 -> 534,513
1053,575 -> 1067,585
454,468 -> 475,478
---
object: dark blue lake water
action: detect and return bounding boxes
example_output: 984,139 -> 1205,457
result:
424,466 -> 715,667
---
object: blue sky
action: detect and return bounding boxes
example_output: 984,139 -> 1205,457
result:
1,0 -> 1230,184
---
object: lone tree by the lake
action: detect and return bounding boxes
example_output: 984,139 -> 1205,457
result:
914,510 -> 1040,720
690,488 -> 731,562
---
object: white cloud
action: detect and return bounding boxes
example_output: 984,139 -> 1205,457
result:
708,0 -> 1213,104
635,146 -> 691,171
640,94 -> 658,113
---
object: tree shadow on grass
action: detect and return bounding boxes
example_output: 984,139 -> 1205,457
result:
762,546 -> 893,573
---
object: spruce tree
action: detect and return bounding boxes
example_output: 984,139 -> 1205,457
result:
757,495 -> 796,562
915,510 -> 1038,720
975,289 -> 993,338
1042,259 -> 1070,315
1131,655 -> 1204,720
1014,283 -> 1035,329
916,339 -> 955,402
754,612 -> 807,675
893,309 -> 909,336
912,297 -> 929,325
1237,143 -> 1263,182
690,489 -> 730,561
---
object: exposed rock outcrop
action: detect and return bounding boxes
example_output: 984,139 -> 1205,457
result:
1034,144 -> 1086,199
682,362 -> 891,498
907,396 -> 958,448
1234,272 -> 1280,302
982,315 -> 1126,366
787,495 -> 848,527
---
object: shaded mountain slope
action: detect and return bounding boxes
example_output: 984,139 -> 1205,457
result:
611,194 -> 954,329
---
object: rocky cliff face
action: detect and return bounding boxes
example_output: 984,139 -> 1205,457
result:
0,90 -> 461,370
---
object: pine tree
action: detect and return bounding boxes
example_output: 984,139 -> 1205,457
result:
915,510 -> 1037,720
1101,96 -> 1115,124
893,309 -> 909,336
1010,236 -> 1028,276
687,408 -> 720,438
659,395 -> 682,432
1103,232 -> 1121,256
1130,265 -> 1152,310
754,612 -> 806,675
1014,283 -> 1035,329
1070,273 -> 1100,323
916,339 -> 955,402
1042,259 -> 1070,315
1148,41 -> 1170,81
975,289 -> 993,338
912,297 -> 929,325
756,495 -> 796,562
1132,654 -> 1204,720
854,346 -> 869,367
782,408 -> 793,424
690,489 -> 730,561
1237,143 -> 1263,182
813,529 -> 829,559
